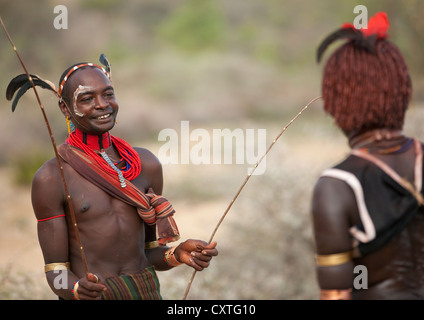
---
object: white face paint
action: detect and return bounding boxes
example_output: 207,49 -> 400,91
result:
72,85 -> 94,117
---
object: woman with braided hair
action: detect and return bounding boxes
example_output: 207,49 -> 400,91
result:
6,56 -> 218,300
312,12 -> 424,299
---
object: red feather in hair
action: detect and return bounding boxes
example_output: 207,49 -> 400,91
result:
342,11 -> 390,39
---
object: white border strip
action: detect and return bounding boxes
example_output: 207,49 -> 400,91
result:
321,168 -> 376,243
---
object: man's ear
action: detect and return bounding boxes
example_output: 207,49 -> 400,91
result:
59,99 -> 71,118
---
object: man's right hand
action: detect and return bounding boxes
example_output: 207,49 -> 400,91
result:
74,273 -> 107,300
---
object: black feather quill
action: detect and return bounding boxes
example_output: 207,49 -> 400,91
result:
6,74 -> 57,112
99,53 -> 111,78
316,27 -> 377,63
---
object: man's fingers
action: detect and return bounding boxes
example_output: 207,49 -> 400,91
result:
87,272 -> 99,283
188,256 -> 210,271
77,287 -> 103,300
76,274 -> 108,300
178,239 -> 218,271
190,251 -> 218,270
204,241 -> 217,249
191,251 -> 212,262
200,241 -> 218,256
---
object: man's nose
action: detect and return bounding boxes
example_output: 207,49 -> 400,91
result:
95,95 -> 108,108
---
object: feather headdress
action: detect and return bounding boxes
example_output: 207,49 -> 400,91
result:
6,54 -> 111,112
6,74 -> 58,112
99,53 -> 112,78
317,11 -> 390,63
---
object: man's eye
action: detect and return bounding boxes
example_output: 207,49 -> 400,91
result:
81,96 -> 93,102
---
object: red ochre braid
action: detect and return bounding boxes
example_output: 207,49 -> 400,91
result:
67,131 -> 142,181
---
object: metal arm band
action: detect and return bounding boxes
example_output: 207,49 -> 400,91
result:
315,251 -> 352,267
44,262 -> 71,273
145,240 -> 159,249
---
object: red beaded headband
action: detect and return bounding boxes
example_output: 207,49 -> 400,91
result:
58,63 -> 110,97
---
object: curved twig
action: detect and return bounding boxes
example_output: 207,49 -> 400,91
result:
182,96 -> 322,300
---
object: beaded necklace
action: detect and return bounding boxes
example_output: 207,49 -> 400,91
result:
66,128 -> 141,187
349,129 -> 413,155
359,138 -> 414,155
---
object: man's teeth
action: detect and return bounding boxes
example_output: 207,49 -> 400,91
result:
97,114 -> 111,119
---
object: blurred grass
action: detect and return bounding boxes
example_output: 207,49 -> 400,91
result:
10,151 -> 51,186
1,0 -> 424,300
0,264 -> 53,300
157,0 -> 226,53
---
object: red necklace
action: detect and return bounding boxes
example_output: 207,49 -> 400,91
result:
66,129 -> 142,185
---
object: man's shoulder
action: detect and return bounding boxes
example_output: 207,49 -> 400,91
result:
133,146 -> 156,157
32,156 -> 63,183
133,147 -> 161,165
133,146 -> 162,173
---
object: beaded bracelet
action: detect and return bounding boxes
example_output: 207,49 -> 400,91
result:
164,246 -> 183,267
72,281 -> 80,300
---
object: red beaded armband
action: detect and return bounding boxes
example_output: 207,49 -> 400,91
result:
37,214 -> 66,222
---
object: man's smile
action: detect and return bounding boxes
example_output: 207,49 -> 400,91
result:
95,113 -> 112,120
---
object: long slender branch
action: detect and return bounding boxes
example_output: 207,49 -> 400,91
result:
182,96 -> 322,300
0,16 -> 89,276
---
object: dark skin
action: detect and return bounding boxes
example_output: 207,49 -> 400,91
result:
312,130 -> 424,299
32,68 -> 218,300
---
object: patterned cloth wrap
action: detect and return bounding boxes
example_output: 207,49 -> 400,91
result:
101,266 -> 162,300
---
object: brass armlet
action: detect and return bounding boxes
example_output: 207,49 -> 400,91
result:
315,251 -> 352,267
44,262 -> 71,273
145,240 -> 159,249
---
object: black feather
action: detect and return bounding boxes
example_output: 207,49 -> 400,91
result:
6,74 -> 32,100
99,53 -> 111,76
10,81 -> 32,112
6,74 -> 58,112
316,27 -> 378,63
317,28 -> 360,63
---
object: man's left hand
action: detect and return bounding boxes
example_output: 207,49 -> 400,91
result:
175,240 -> 218,271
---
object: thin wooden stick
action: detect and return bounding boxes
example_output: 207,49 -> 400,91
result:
0,16 -> 89,276
182,96 -> 322,300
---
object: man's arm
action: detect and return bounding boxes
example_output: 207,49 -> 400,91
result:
135,147 -> 171,269
32,160 -> 106,300
32,160 -> 79,299
311,176 -> 357,299
137,148 -> 218,271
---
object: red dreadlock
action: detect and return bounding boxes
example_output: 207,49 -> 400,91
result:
318,12 -> 412,133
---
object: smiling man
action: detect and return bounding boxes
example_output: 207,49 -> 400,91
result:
8,59 -> 218,300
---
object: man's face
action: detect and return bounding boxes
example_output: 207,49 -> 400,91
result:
64,67 -> 118,135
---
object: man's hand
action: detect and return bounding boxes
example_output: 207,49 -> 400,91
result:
175,240 -> 218,271
74,273 -> 107,300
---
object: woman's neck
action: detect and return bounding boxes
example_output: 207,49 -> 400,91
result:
348,129 -> 404,149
